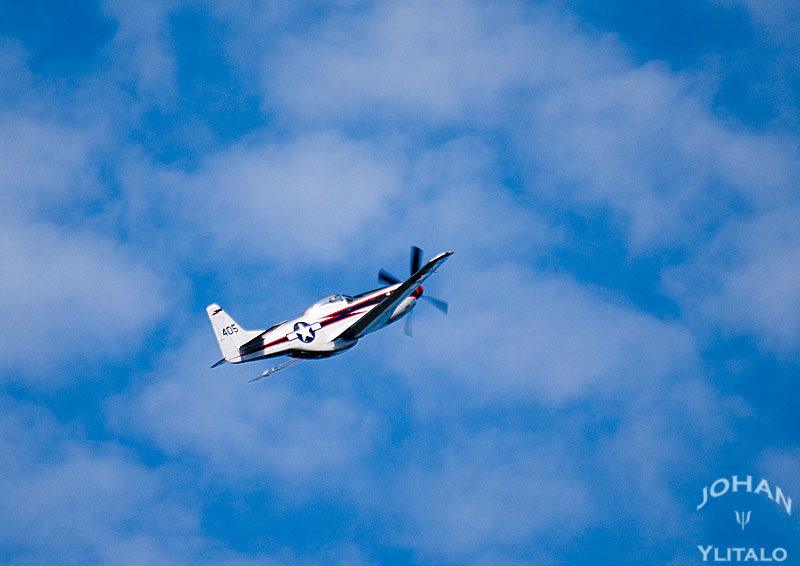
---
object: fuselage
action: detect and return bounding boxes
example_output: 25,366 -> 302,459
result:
227,284 -> 421,362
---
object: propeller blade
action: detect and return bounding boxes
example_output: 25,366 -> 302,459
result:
411,246 -> 422,275
378,269 -> 401,285
422,294 -> 448,314
404,311 -> 414,337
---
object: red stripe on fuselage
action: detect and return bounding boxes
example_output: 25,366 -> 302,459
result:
245,288 -> 394,356
318,289 -> 392,326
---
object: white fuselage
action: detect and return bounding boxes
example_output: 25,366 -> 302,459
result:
229,284 -> 418,362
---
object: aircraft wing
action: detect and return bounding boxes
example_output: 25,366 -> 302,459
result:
340,250 -> 453,341
248,358 -> 304,383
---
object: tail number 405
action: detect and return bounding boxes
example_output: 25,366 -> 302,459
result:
221,324 -> 238,336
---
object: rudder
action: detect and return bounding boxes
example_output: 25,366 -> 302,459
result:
206,303 -> 265,362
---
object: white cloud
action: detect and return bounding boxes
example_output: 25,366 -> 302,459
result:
1,1 -> 793,563
398,138 -> 559,259
0,114 -> 99,217
0,397 -> 373,566
253,0 -> 798,250
197,133 -> 403,263
758,447 -> 800,504
0,218 -> 167,381
0,400 -> 196,566
523,56 -> 799,248
113,133 -> 403,266
110,332 -> 380,496
264,0 -> 541,125
713,0 -> 800,43
110,332 -> 600,563
0,43 -> 168,382
384,264 -> 697,405
666,208 -> 800,354
242,0 -> 800,354
376,429 -> 592,564
102,0 -> 179,105
593,374 -> 739,539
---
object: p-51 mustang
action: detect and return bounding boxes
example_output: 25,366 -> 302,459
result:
207,247 -> 453,381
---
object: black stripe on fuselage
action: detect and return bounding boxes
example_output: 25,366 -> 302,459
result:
318,291 -> 390,328
237,288 -> 393,359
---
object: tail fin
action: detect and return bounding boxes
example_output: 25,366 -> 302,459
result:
206,303 -> 265,362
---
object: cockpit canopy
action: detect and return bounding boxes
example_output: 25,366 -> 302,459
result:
305,293 -> 352,314
313,293 -> 348,307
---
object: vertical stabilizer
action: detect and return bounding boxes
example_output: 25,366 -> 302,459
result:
206,303 -> 265,362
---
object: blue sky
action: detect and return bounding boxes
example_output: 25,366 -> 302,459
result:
1,0 -> 799,564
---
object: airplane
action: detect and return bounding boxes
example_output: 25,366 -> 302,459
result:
206,247 -> 453,381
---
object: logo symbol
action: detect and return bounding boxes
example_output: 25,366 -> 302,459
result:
734,510 -> 751,531
287,321 -> 321,343
695,475 -> 793,563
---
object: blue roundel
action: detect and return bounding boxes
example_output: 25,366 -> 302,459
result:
293,321 -> 316,343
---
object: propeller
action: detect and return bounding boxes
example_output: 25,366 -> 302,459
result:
411,245 -> 422,275
404,310 -> 414,337
378,269 -> 400,285
378,246 -> 449,337
420,294 -> 448,314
